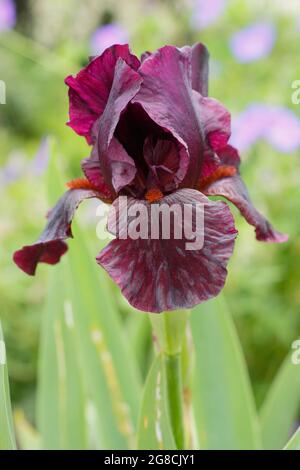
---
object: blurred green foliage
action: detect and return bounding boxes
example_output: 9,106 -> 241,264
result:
0,0 -> 299,438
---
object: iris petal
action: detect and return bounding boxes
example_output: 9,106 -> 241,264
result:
196,95 -> 231,151
13,189 -> 101,275
65,44 -> 140,143
97,189 -> 237,312
179,43 -> 209,96
132,45 -> 206,188
81,146 -> 115,200
204,174 -> 288,243
97,58 -> 142,192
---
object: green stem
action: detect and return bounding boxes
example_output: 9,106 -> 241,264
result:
150,310 -> 188,449
164,352 -> 185,449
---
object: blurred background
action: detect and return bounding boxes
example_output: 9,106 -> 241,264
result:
0,0 -> 299,441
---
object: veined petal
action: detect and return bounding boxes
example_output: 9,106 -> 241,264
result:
132,45 -> 206,188
217,144 -> 241,167
13,189 -> 101,275
81,146 -> 116,200
103,137 -> 137,193
143,136 -> 189,192
141,51 -> 152,62
196,94 -> 231,151
65,44 -> 140,142
97,189 -> 237,313
199,144 -> 240,182
97,58 -> 142,191
179,42 -> 209,96
204,174 -> 288,243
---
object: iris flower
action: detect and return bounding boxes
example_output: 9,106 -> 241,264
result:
13,43 -> 287,312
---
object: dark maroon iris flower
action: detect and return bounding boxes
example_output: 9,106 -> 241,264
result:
13,43 -> 288,313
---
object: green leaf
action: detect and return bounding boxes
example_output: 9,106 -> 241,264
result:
38,144 -> 142,449
137,355 -> 176,450
125,312 -> 152,379
0,322 -> 17,450
260,352 -> 300,449
64,224 -> 142,449
44,136 -> 67,204
14,409 -> 41,450
284,426 -> 300,450
191,296 -> 261,450
37,266 -> 87,449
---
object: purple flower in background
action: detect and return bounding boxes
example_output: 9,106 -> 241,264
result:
266,107 -> 300,153
191,0 -> 227,30
231,104 -> 272,151
31,137 -> 50,175
0,0 -> 16,32
0,139 -> 50,186
231,104 -> 300,153
230,22 -> 276,63
90,23 -> 128,55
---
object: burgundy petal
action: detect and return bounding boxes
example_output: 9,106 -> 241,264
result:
65,44 -> 140,142
81,146 -> 116,200
13,189 -> 100,275
197,96 -> 231,151
103,137 -> 137,193
132,45 -> 205,188
201,149 -> 221,180
204,174 -> 288,243
199,144 -> 240,182
97,58 -> 142,191
141,51 -> 152,62
97,189 -> 237,312
216,144 -> 241,167
179,43 -> 209,96
143,136 -> 189,192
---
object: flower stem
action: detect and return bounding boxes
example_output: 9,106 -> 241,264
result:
164,352 -> 185,449
150,310 -> 188,449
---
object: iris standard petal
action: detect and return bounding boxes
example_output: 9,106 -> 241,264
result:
65,44 -> 140,142
179,42 -> 209,96
196,95 -> 231,151
97,58 -> 142,191
132,45 -> 206,188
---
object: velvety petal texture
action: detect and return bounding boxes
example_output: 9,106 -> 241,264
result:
144,136 -> 189,192
97,189 -> 237,312
197,95 -> 231,151
13,189 -> 100,275
132,45 -> 206,188
199,144 -> 287,242
204,174 -> 288,243
97,58 -> 142,191
179,43 -> 209,96
65,45 -> 140,143
81,146 -> 115,200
